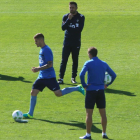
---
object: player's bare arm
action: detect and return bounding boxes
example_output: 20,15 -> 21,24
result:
104,85 -> 108,89
32,61 -> 53,73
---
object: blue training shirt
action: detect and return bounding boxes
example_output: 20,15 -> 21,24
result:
37,45 -> 56,79
80,57 -> 116,90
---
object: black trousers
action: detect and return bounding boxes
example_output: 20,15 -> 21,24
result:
59,45 -> 81,79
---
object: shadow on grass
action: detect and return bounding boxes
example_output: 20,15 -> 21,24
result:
62,83 -> 78,86
33,119 -> 101,133
105,88 -> 136,96
61,84 -> 136,97
33,119 -> 114,139
60,82 -> 81,86
0,74 -> 32,83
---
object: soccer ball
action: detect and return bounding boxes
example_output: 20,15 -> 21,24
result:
12,110 -> 23,121
104,73 -> 112,84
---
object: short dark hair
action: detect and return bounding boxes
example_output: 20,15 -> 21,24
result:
69,1 -> 77,7
88,47 -> 98,57
34,33 -> 44,40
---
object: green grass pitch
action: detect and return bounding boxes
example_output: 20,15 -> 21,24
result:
0,0 -> 140,139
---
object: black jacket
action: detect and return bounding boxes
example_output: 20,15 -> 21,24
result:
62,12 -> 85,46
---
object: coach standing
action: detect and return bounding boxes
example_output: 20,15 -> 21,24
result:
58,1 -> 85,84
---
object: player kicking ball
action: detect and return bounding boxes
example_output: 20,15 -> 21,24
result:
23,33 -> 85,119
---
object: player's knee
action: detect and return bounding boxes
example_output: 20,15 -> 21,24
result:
31,91 -> 33,95
86,114 -> 92,119
102,115 -> 107,120
31,93 -> 35,96
55,93 -> 61,97
30,90 -> 38,96
61,59 -> 68,64
54,90 -> 62,97
31,92 -> 36,96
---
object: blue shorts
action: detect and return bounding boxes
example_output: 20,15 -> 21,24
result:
32,78 -> 60,92
85,90 -> 106,109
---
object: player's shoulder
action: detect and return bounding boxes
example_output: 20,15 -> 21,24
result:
43,45 -> 52,52
99,59 -> 109,67
43,45 -> 50,49
100,59 -> 107,64
77,12 -> 85,18
62,13 -> 69,20
63,13 -> 69,18
84,59 -> 93,65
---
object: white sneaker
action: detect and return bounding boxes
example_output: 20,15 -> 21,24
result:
58,78 -> 64,84
71,78 -> 77,84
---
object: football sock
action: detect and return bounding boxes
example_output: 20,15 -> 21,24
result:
61,86 -> 79,96
102,132 -> 107,136
28,96 -> 37,116
86,133 -> 91,137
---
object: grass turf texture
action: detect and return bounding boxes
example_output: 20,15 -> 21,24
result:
0,0 -> 140,139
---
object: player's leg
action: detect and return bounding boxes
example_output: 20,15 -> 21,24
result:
54,85 -> 85,97
79,91 -> 96,139
71,46 -> 80,83
28,89 -> 39,116
96,90 -> 108,139
79,109 -> 93,139
86,109 -> 93,134
47,77 -> 85,96
23,89 -> 39,118
58,45 -> 71,83
48,78 -> 85,96
23,79 -> 45,118
99,108 -> 108,138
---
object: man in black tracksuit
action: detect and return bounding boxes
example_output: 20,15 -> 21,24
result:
58,1 -> 85,84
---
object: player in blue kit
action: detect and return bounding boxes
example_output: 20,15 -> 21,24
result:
58,1 -> 85,84
23,33 -> 85,119
79,47 -> 117,139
